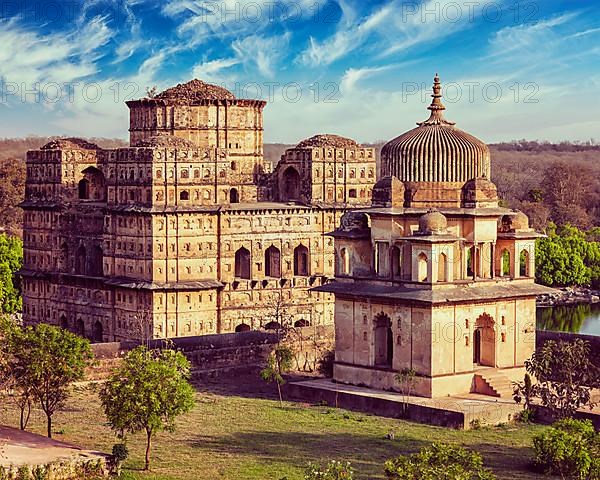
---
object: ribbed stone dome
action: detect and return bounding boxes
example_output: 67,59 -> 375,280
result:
381,75 -> 490,184
417,210 -> 447,235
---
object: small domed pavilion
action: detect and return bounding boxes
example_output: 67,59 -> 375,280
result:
316,74 -> 554,399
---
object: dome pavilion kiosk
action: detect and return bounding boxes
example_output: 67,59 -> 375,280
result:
315,75 -> 555,398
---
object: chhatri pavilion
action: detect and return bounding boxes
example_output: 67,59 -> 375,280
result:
316,75 -> 554,398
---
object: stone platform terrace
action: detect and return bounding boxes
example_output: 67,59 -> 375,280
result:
288,378 -> 522,429
0,425 -> 111,477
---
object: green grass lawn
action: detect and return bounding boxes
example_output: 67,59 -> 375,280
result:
0,375 -> 551,480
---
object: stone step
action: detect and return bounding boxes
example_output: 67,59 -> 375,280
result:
475,371 -> 514,398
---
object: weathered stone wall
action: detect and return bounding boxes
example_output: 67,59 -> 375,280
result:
88,326 -> 335,380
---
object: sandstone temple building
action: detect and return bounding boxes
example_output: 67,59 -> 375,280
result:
20,80 -> 376,341
316,75 -> 553,398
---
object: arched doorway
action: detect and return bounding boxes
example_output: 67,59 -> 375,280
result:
92,321 -> 103,343
281,167 -> 300,201
78,179 -> 90,199
229,188 -> 239,203
373,313 -> 393,367
59,315 -> 69,330
235,247 -> 251,279
473,313 -> 495,367
294,244 -> 310,276
235,323 -> 250,332
75,318 -> 85,338
80,167 -> 106,201
265,246 -> 281,277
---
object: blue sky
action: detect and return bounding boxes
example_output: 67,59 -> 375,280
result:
0,0 -> 598,143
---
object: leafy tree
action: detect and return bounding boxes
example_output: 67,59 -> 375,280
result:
524,339 -> 600,420
533,418 -> 600,479
260,345 -> 294,407
535,224 -> 600,287
0,234 -> 22,313
384,443 -> 496,480
305,460 -> 354,480
0,317 -> 34,430
1,323 -> 93,437
100,346 -> 195,470
512,373 -> 536,422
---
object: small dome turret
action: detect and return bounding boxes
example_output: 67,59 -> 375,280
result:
372,176 -> 405,208
417,210 -> 447,235
500,211 -> 531,232
461,177 -> 498,208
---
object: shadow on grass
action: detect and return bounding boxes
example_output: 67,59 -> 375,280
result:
186,431 -> 537,479
193,371 -> 314,403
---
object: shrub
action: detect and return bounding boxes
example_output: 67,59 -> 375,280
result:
305,460 -> 354,480
532,418 -> 600,479
317,349 -> 335,377
384,443 -> 496,480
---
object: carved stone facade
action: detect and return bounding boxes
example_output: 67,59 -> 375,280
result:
316,75 -> 556,398
20,80 -> 377,342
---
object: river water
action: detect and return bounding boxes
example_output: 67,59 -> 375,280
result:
537,303 -> 600,336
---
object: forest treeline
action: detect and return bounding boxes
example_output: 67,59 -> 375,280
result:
0,138 -> 598,237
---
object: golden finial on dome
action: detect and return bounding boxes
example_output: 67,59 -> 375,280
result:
417,74 -> 456,127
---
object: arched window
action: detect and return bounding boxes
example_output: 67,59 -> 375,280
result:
520,249 -> 530,277
235,247 -> 251,279
90,245 -> 103,277
294,244 -> 310,276
264,321 -> 281,330
340,247 -> 350,275
501,249 -> 511,276
417,252 -> 428,282
281,166 -> 300,201
78,179 -> 89,199
229,188 -> 239,203
60,315 -> 69,330
391,246 -> 402,279
179,190 -> 189,201
75,245 -> 86,275
231,161 -> 237,170
294,319 -> 310,327
92,321 -> 103,343
235,323 -> 250,332
374,313 -> 393,367
348,188 -> 357,198
180,169 -> 189,179
265,246 -> 281,277
438,252 -> 447,282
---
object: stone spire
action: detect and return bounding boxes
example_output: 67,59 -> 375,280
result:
417,73 -> 456,126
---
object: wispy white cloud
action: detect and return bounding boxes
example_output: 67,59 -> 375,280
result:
340,65 -> 394,93
232,33 -> 291,78
0,15 -> 111,87
191,57 -> 240,84
299,3 -> 391,67
298,0 -> 499,67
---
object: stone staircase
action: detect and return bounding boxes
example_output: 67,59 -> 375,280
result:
474,371 -> 514,398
